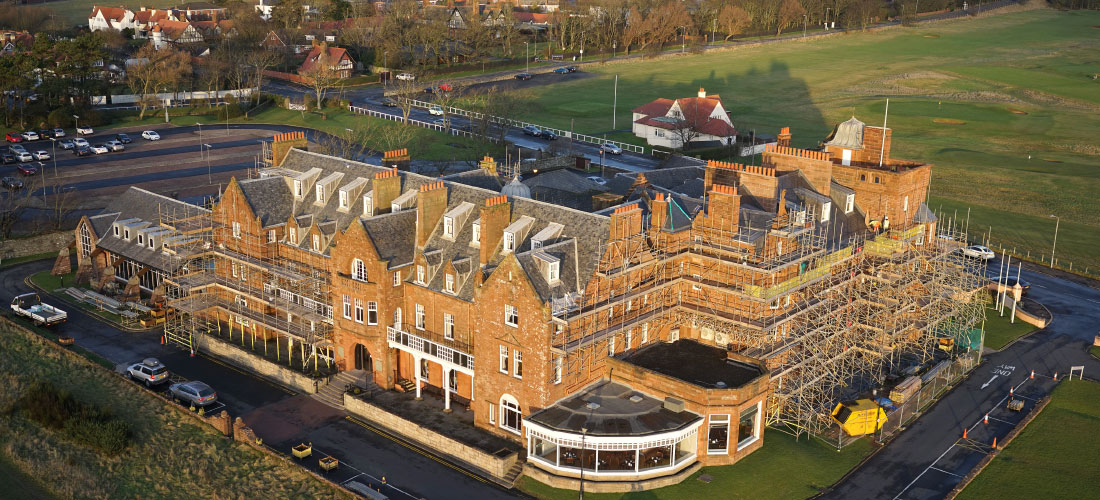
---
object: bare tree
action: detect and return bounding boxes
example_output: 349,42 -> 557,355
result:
300,48 -> 344,109
0,184 -> 33,239
717,5 -> 752,41
669,99 -> 713,150
127,43 -> 192,119
43,180 -> 78,231
388,75 -> 424,124
776,0 -> 807,35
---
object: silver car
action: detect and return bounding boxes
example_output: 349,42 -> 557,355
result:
127,357 -> 169,387
169,381 -> 218,406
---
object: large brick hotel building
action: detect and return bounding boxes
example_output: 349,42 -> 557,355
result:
73,119 -> 983,490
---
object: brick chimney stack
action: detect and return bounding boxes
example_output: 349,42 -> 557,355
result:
777,127 -> 791,147
609,203 -> 642,241
702,184 -> 740,232
372,168 -> 401,214
649,193 -> 668,234
416,181 -> 448,248
480,196 -> 511,268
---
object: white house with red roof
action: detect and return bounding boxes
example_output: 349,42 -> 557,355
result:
631,88 -> 738,149
298,43 -> 355,78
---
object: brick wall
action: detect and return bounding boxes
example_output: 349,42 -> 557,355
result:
833,163 -> 930,226
4,230 -> 75,261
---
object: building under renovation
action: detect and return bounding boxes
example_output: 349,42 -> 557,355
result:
72,119 -> 985,489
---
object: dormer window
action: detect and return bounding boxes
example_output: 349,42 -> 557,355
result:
547,261 -> 559,283
363,196 -> 373,216
325,35 -> 335,42
352,258 -> 367,282
114,225 -> 119,237
232,222 -> 241,239
445,273 -> 455,293
443,216 -> 454,239
311,233 -> 321,251
844,194 -> 854,214
288,227 -> 297,243
315,184 -> 325,203
137,234 -> 144,246
268,230 -> 276,243
416,265 -> 425,284
294,179 -> 303,197
124,228 -> 130,240
305,34 -> 315,40
148,236 -> 155,249
339,190 -> 348,209
471,222 -> 481,245
821,202 -> 832,222
503,231 -> 515,252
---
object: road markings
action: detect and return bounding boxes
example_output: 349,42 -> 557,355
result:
980,375 -> 998,389
343,415 -> 492,485
928,466 -> 965,478
307,445 -> 418,500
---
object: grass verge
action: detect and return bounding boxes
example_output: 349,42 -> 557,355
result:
0,252 -> 57,269
0,453 -> 56,500
1090,345 -> 1100,360
981,306 -> 1037,351
517,429 -> 874,500
0,317 -> 351,500
956,379 -> 1100,500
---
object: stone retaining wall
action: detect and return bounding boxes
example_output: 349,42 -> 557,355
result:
344,393 -> 518,481
194,334 -> 318,394
0,232 -> 73,261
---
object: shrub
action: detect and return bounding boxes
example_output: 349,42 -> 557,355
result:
65,418 -> 131,456
16,380 -> 131,456
47,108 -> 76,128
17,381 -> 75,429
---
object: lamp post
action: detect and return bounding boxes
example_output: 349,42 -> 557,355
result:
49,137 -> 57,178
223,101 -> 230,135
72,114 -> 79,133
612,41 -> 616,58
1049,214 -> 1060,269
578,426 -> 588,500
203,143 -> 213,184
826,8 -> 832,29
803,14 -> 808,37
524,41 -> 529,73
681,26 -> 686,53
197,122 -> 203,159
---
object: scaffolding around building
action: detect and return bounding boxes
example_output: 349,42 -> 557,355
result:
551,199 -> 986,440
158,196 -> 337,374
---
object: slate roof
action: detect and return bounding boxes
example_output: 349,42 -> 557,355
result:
442,169 -> 503,192
362,210 -> 417,269
237,176 -> 293,228
525,380 -> 703,437
89,187 -> 208,272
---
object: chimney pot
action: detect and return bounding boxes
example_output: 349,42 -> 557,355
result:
698,87 -> 706,98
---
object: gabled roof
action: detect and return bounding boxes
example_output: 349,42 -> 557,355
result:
633,95 -> 736,138
90,5 -> 129,21
631,98 -> 674,117
236,176 -> 293,228
299,45 -> 352,73
157,20 -> 196,39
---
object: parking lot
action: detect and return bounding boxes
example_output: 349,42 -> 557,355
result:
3,124 -> 279,208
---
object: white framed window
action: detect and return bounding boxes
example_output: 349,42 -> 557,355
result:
393,271 -> 401,287
342,295 -> 351,319
513,350 -> 523,378
503,231 -> 515,252
394,307 -> 402,330
312,233 -> 321,251
420,358 -> 430,381
137,234 -> 144,246
488,402 -> 495,424
777,240 -> 784,255
354,299 -> 364,323
367,301 -> 377,325
352,258 -> 368,282
552,357 -> 562,385
363,195 -> 373,216
443,216 -> 454,238
113,225 -> 119,237
547,261 -> 559,283
445,273 -> 455,293
443,313 -> 454,339
232,221 -> 241,239
904,195 -> 910,212
625,329 -> 632,349
294,179 -> 302,197
821,202 -> 832,222
231,262 -> 239,278
472,222 -> 480,245
737,403 -> 761,450
670,328 -> 680,341
339,190 -> 348,209
288,227 -> 297,243
415,304 -> 425,330
608,336 -> 615,356
708,414 -> 730,454
124,228 -> 130,240
499,345 -> 509,373
504,304 -> 518,327
448,369 -> 457,392
416,265 -> 425,284
642,323 -> 649,344
315,184 -> 325,203
268,230 -> 276,243
844,193 -> 854,214
499,394 -> 520,434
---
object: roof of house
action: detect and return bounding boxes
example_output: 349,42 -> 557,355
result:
90,5 -> 129,21
525,380 -> 703,437
88,186 -> 209,272
156,20 -> 195,39
299,45 -> 352,73
633,95 -> 737,138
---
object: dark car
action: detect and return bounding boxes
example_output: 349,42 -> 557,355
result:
1,154 -> 14,165
380,97 -> 398,107
514,72 -> 533,81
73,146 -> 92,157
522,125 -> 541,136
539,130 -> 557,140
38,129 -> 53,139
2,177 -> 24,190
553,66 -> 578,74
116,133 -> 132,144
17,164 -> 37,176
4,132 -> 22,143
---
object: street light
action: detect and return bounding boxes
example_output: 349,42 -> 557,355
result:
196,122 -> 203,159
72,114 -> 79,133
48,137 -> 58,178
578,426 -> 588,500
222,101 -> 230,135
524,41 -> 530,73
1049,214 -> 1060,269
203,143 -> 213,184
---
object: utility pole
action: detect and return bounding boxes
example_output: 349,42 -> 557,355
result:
204,144 -> 214,184
612,75 -> 617,130
49,138 -> 57,178
525,41 -> 529,73
1049,214 -> 1060,268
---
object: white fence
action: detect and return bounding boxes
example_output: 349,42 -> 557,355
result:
400,98 -> 645,154
92,88 -> 255,106
348,105 -> 499,142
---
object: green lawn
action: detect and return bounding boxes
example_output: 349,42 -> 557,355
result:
981,306 -> 1037,351
518,9 -> 1100,272
1090,345 -> 1100,360
518,429 -> 874,500
956,379 -> 1100,500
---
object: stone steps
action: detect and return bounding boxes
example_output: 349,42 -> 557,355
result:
502,461 -> 525,487
311,371 -> 361,410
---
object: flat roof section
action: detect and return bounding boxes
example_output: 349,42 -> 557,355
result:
526,381 -> 702,437
623,340 -> 765,389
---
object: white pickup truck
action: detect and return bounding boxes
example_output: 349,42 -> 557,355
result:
11,292 -> 67,326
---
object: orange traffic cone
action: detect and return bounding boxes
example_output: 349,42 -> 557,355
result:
984,413 -> 989,424
1030,370 -> 1034,380
963,428 -> 968,439
161,336 -> 165,345
1010,386 -> 1014,395
992,437 -> 998,449
1054,372 -> 1058,381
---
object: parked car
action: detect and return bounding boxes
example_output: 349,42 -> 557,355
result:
17,164 -> 37,176
90,144 -> 109,154
522,125 -> 541,136
600,143 -> 623,155
4,132 -> 22,143
1,154 -> 14,164
395,72 -> 416,81
76,125 -> 94,135
38,129 -> 53,139
432,118 -> 450,129
14,151 -> 32,162
2,176 -> 23,189
380,97 -> 398,107
960,245 -> 995,260
140,130 -> 160,141
990,276 -> 1031,294
21,131 -> 39,141
116,133 -> 132,144
73,146 -> 92,157
169,381 -> 218,406
52,128 -> 66,137
587,176 -> 608,186
127,358 -> 170,387
539,129 -> 558,140
73,137 -> 89,147
9,292 -> 66,326
105,140 -> 125,152
428,105 -> 444,116
58,139 -> 74,150
553,66 -> 578,74
32,150 -> 49,160
10,144 -> 27,154
437,83 -> 453,92
514,72 -> 533,80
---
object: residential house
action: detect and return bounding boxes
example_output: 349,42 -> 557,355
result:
632,88 -> 738,148
1,31 -> 33,54
298,43 -> 355,78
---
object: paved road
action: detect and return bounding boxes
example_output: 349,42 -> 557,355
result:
1,259 -> 524,500
822,256 -> 1100,500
